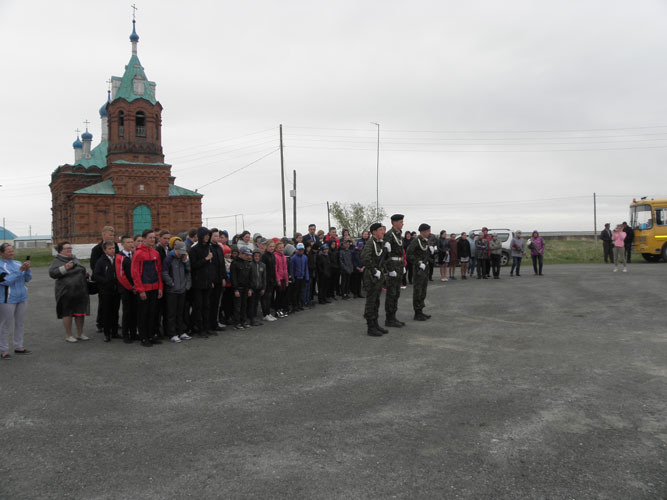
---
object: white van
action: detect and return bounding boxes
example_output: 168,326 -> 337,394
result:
468,229 -> 514,266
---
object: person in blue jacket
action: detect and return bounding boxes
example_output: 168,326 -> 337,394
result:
0,243 -> 32,359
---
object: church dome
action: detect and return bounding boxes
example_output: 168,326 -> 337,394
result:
72,136 -> 83,149
99,102 -> 108,117
81,130 -> 93,141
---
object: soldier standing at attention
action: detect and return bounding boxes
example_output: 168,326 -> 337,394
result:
407,223 -> 433,321
384,214 -> 406,328
362,223 -> 389,337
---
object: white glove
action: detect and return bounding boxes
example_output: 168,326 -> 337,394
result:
388,271 -> 397,277
419,262 -> 426,270
374,270 -> 381,279
384,242 -> 391,251
403,267 -> 407,274
429,246 -> 436,254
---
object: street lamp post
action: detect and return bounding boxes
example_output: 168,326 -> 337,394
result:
371,122 -> 380,219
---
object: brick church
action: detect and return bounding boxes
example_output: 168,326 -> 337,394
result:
50,19 -> 202,244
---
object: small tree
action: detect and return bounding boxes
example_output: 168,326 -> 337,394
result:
329,202 -> 387,238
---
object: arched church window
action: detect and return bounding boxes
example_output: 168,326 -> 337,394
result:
136,111 -> 146,137
118,111 -> 124,137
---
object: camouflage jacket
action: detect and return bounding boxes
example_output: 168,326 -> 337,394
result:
406,236 -> 429,268
384,227 -> 404,272
362,237 -> 387,276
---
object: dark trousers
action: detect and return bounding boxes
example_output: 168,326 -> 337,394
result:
249,289 -> 263,320
273,285 -> 288,311
407,264 -> 414,284
100,292 -> 120,339
485,259 -> 491,277
95,300 -> 103,329
602,241 -> 613,263
221,287 -> 234,323
384,273 -> 401,315
119,288 -> 137,339
329,269 -> 340,297
234,288 -> 249,324
137,290 -> 159,342
412,265 -> 428,312
511,256 -> 522,275
363,275 -> 383,322
532,254 -> 544,274
165,292 -> 186,338
477,259 -> 487,278
340,272 -> 351,297
291,278 -> 306,308
209,283 -> 223,329
351,271 -> 363,297
310,274 -> 318,299
158,295 -> 167,337
625,244 -> 632,263
262,283 -> 275,316
318,276 -> 330,303
491,254 -> 501,278
191,287 -> 211,332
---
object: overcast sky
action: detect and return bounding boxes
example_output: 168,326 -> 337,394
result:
1,0 -> 666,237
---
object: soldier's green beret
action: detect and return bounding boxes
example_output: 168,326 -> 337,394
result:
390,214 -> 404,222
418,223 -> 430,232
370,223 -> 383,232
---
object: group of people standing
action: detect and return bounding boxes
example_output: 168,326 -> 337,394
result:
600,222 -> 634,271
429,228 -> 546,281
0,220 -> 552,356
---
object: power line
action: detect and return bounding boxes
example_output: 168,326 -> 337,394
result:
197,148 -> 279,191
286,124 -> 667,134
287,144 -> 667,153
166,127 -> 276,156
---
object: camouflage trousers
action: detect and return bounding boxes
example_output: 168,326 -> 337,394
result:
384,273 -> 402,316
363,274 -> 384,322
412,265 -> 429,312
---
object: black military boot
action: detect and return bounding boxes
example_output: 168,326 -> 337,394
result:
385,314 -> 403,328
414,310 -> 427,321
374,321 -> 389,334
367,320 -> 383,337
395,316 -> 406,326
422,311 -> 431,319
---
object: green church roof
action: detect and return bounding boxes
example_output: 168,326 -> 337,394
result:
74,140 -> 108,169
112,55 -> 157,105
169,184 -> 202,197
74,179 -> 115,195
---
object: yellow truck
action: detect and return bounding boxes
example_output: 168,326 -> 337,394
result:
630,198 -> 667,262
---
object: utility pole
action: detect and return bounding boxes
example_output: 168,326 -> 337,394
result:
593,192 -> 597,248
291,170 -> 297,239
326,201 -> 331,230
280,124 -> 287,238
371,122 -> 380,219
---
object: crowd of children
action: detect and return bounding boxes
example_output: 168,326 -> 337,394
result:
85,224 -> 378,347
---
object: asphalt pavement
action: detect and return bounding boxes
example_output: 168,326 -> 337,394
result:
1,263 -> 665,499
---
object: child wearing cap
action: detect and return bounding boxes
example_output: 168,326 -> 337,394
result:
288,242 -> 309,312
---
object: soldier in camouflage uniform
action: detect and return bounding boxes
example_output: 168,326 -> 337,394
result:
384,214 -> 406,328
406,223 -> 434,321
362,223 -> 389,337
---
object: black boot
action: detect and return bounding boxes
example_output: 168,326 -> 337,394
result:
367,320 -> 382,337
384,314 -> 403,328
414,310 -> 427,321
421,311 -> 431,319
374,321 -> 389,334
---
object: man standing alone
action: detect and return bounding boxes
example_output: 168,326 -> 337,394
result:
384,214 -> 406,328
407,223 -> 433,321
362,223 -> 388,337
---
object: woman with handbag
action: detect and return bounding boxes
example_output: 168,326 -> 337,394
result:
49,242 -> 91,342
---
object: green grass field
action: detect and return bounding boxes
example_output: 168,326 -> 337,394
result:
12,248 -> 58,268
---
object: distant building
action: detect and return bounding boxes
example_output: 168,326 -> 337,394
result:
0,226 -> 18,242
14,235 -> 52,250
50,19 -> 202,244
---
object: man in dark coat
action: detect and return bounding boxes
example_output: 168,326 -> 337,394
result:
208,228 -> 226,333
622,221 -> 634,263
90,226 -> 119,332
600,223 -> 613,264
384,214 -> 406,328
188,227 -> 213,337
